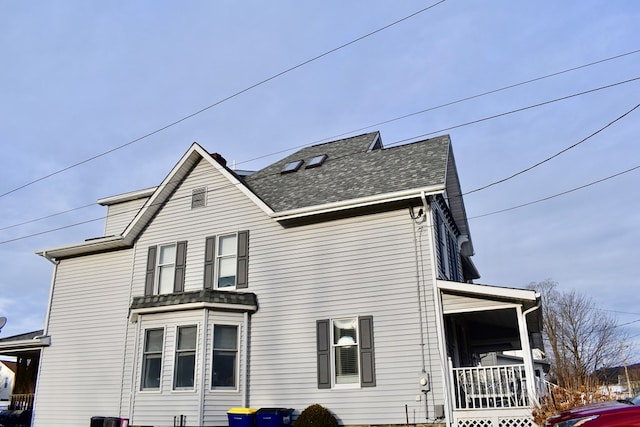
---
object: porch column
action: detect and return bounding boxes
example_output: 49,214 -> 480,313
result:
515,305 -> 538,406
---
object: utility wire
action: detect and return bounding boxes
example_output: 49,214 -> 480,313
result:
385,76 -> 640,147
463,102 -> 640,196
2,75 -> 638,234
238,49 -> 640,165
468,164 -> 640,220
3,150 -> 639,246
0,1 -> 447,201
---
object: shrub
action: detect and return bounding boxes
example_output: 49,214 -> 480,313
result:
294,404 -> 339,427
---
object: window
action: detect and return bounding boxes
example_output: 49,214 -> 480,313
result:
317,316 -> 376,389
144,241 -> 187,296
332,318 -> 359,385
174,325 -> 197,389
204,231 -> 249,290
217,234 -> 237,288
141,328 -> 164,390
305,154 -> 327,168
157,244 -> 176,294
281,160 -> 303,174
212,325 -> 238,388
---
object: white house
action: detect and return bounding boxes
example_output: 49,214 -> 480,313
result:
0,132 -> 543,427
0,360 -> 16,407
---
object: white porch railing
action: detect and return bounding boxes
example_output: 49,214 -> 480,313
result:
452,364 -> 529,409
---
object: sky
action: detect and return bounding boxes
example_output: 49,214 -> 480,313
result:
1,1 -> 639,363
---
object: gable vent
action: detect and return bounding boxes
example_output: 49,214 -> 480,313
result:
191,187 -> 207,209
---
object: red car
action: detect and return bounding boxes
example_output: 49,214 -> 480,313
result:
546,394 -> 640,426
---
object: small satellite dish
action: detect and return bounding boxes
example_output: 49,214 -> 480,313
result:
0,317 -> 7,331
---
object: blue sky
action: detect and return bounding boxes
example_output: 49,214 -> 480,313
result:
1,1 -> 639,362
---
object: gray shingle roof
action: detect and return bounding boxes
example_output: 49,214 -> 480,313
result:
244,132 -> 452,212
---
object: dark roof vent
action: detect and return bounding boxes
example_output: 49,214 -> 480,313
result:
281,160 -> 304,174
211,152 -> 227,166
305,154 -> 328,169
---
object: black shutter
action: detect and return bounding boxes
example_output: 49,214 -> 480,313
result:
203,236 -> 216,289
317,319 -> 331,389
236,230 -> 249,289
359,316 -> 376,387
173,241 -> 187,293
144,246 -> 157,296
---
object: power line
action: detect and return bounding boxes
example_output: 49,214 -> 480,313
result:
238,49 -> 640,165
463,102 -> 640,196
468,164 -> 640,220
385,76 -> 640,147
0,1 -> 447,201
2,75 -> 638,234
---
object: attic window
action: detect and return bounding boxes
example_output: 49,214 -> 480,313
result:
305,154 -> 327,169
281,160 -> 304,174
191,187 -> 207,209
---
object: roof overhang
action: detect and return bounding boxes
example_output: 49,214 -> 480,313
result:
36,143 -> 274,260
0,334 -> 50,356
270,185 -> 445,222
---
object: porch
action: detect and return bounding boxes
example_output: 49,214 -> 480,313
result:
437,280 -> 544,427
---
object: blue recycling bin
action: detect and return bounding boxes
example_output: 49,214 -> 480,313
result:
228,407 -> 258,427
256,408 -> 294,427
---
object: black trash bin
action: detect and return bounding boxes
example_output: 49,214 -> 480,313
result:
256,408 -> 294,427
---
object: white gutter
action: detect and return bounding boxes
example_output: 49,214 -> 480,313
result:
198,309 -> 209,425
271,186 -> 445,221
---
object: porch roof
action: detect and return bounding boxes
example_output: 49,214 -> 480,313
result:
0,330 -> 50,356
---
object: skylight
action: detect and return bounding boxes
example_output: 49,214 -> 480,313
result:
305,154 -> 327,169
281,160 -> 304,174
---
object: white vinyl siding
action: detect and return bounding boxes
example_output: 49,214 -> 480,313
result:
37,157 -> 448,427
33,250 -> 133,427
103,197 -> 149,236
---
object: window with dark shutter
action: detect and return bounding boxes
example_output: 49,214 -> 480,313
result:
316,316 -> 376,389
203,236 -> 216,289
316,319 -> 331,389
144,246 -> 157,296
236,230 -> 249,289
359,316 -> 376,387
173,241 -> 188,293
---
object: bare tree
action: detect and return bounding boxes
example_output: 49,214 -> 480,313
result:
529,279 -> 625,390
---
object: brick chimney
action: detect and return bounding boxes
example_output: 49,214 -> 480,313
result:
210,152 -> 227,166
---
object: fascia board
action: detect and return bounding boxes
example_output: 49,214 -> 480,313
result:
0,336 -> 51,353
38,143 -> 273,260
97,187 -> 158,206
270,185 -> 446,221
437,279 -> 540,302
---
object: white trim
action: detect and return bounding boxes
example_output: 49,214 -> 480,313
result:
437,280 -> 540,302
139,326 -> 166,393
270,186 -> 445,221
442,302 -> 519,315
0,335 -> 50,353
97,187 -> 157,206
171,324 -> 198,392
330,316 -> 361,389
210,322 -> 241,392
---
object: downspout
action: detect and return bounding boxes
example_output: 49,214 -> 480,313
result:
198,309 -> 209,425
423,192 -> 453,427
518,303 -> 541,407
39,251 -> 59,336
33,251 -> 58,426
242,312 -> 249,408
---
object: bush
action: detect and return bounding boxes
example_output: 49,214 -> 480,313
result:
294,404 -> 339,427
